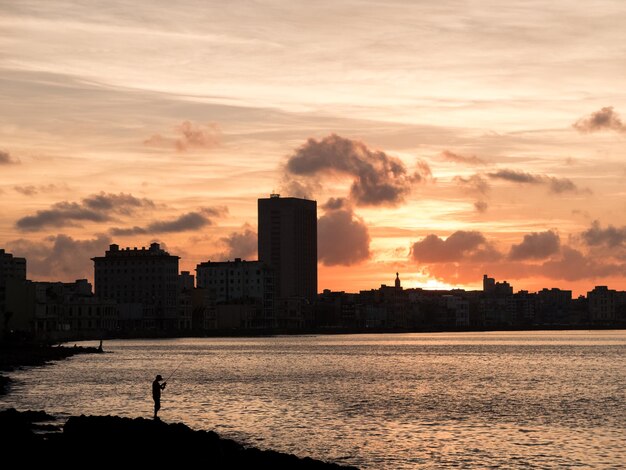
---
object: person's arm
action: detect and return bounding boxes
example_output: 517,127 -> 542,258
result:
161,382 -> 167,390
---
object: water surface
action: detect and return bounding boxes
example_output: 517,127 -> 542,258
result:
2,331 -> 625,468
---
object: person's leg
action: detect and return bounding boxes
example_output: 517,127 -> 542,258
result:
154,399 -> 160,418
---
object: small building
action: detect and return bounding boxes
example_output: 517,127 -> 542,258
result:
587,286 -> 617,324
6,279 -> 117,340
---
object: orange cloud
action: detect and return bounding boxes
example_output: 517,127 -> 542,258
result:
318,200 -> 371,266
410,230 -> 625,286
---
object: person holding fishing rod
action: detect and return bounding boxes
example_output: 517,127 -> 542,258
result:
152,375 -> 167,419
152,361 -> 183,419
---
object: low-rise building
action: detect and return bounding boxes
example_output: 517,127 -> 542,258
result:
196,258 -> 274,328
92,243 -> 180,331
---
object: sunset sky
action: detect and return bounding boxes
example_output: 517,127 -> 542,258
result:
1,0 -> 625,296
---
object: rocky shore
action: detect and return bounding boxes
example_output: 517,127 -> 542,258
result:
0,342 -> 102,395
0,408 -> 357,468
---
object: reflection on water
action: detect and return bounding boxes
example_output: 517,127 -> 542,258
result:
2,331 -> 626,468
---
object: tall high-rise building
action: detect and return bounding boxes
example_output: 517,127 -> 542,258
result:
258,194 -> 317,302
92,242 -> 179,330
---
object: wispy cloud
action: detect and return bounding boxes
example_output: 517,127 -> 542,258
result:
454,174 -> 490,195
487,169 -> 585,194
144,121 -> 221,152
14,184 -> 63,196
441,150 -> 487,165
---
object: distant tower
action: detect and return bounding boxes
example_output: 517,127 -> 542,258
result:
258,194 -> 317,302
483,274 -> 495,293
395,272 -> 401,289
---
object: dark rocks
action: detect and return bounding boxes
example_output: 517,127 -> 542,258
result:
0,374 -> 10,395
0,408 -> 57,443
0,410 -> 358,468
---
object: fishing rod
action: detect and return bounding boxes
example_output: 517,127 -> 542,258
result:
164,360 -> 184,383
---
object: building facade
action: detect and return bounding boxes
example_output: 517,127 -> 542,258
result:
196,258 -> 274,328
92,243 -> 179,330
0,249 -> 27,337
587,286 -> 617,323
258,194 -> 317,302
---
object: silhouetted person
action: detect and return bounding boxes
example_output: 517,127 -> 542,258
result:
152,375 -> 167,419
97,339 -> 103,352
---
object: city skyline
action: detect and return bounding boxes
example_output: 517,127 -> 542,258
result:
1,1 -> 626,297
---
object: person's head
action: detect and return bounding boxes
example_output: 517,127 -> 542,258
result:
156,375 -> 163,381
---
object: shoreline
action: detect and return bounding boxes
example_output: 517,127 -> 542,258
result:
0,344 -> 358,468
48,324 -> 626,343
0,408 -> 357,468
0,342 -> 102,395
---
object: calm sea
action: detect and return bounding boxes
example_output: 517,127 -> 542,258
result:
2,331 -> 625,468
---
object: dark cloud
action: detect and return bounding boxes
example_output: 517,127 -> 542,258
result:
441,150 -> 486,165
509,231 -> 560,260
454,174 -> 490,195
581,221 -> 626,248
8,234 -> 111,280
318,204 -> 371,266
82,192 -> 154,214
488,169 -> 542,184
474,200 -> 488,213
487,169 -> 583,194
286,134 -> 430,206
17,202 -> 113,231
573,107 -> 626,133
410,231 -> 501,263
149,212 -> 212,233
14,185 -> 39,196
110,207 -> 227,236
144,121 -> 221,152
15,192 -> 155,231
0,150 -> 19,165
